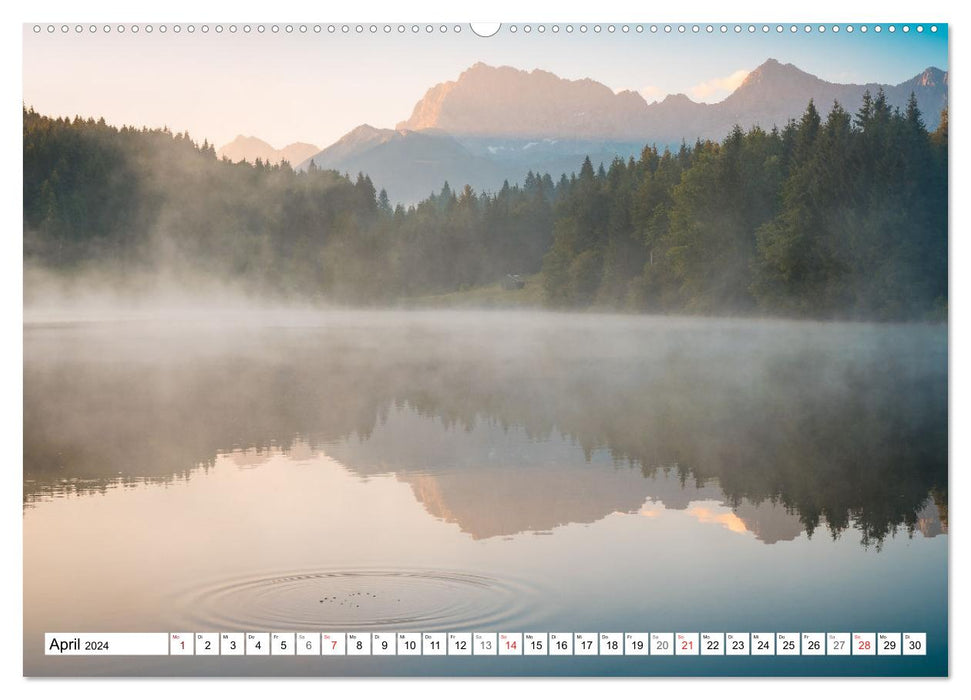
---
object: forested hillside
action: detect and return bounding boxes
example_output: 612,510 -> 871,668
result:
543,93 -> 947,318
23,92 -> 947,319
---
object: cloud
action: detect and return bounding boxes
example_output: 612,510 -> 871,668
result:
686,504 -> 749,534
688,69 -> 751,102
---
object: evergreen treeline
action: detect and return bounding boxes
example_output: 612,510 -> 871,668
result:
23,107 -> 553,302
23,92 -> 947,318
543,92 -> 947,318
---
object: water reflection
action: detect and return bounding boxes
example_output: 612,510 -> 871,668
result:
24,312 -> 947,548
176,565 -> 543,632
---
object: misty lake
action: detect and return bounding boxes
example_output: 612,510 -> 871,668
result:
23,310 -> 947,676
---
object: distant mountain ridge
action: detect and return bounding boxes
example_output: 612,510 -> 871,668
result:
217,135 -> 319,166
289,59 -> 947,202
397,62 -> 652,140
397,59 -> 948,141
297,125 -> 509,203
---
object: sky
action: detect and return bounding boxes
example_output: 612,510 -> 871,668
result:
22,22 -> 948,151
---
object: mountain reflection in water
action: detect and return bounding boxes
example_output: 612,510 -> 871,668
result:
24,311 -> 947,548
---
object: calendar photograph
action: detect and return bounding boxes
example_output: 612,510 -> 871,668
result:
22,21 -> 948,677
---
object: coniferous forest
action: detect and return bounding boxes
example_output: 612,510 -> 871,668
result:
23,91 -> 947,320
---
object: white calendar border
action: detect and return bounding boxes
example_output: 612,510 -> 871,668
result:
5,0 -> 965,699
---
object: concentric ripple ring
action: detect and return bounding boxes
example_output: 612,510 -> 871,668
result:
173,568 -> 544,632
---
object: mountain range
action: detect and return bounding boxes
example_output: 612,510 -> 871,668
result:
217,135 -> 319,166
219,59 -> 948,203
396,59 -> 947,141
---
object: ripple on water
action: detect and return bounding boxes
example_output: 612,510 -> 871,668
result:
174,568 -> 544,631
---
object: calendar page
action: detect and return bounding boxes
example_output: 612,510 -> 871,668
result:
22,18 -> 948,678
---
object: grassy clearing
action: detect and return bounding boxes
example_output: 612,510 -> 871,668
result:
400,274 -> 546,309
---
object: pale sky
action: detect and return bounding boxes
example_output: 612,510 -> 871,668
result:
23,23 -> 948,150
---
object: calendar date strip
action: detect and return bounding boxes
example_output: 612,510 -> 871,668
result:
45,632 -> 927,657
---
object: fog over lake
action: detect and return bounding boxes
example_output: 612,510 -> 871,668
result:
23,310 -> 947,676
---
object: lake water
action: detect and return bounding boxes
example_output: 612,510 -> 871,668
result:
23,311 -> 948,676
